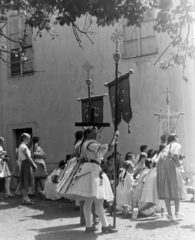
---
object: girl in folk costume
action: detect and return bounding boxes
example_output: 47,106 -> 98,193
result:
63,127 -> 119,233
133,152 -> 147,179
0,137 -> 13,198
131,156 -> 153,220
19,133 -> 37,204
157,133 -> 187,221
138,150 -> 165,217
31,136 -> 48,193
43,160 -> 66,200
116,164 -> 126,205
116,161 -> 135,217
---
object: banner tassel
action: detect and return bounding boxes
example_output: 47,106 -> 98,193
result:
128,123 -> 131,134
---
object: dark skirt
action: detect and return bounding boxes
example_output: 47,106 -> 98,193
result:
20,160 -> 34,190
34,162 -> 47,179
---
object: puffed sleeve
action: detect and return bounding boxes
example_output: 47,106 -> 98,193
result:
171,142 -> 181,155
88,143 -> 108,155
34,146 -> 45,155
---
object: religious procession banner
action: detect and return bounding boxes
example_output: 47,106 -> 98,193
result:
107,72 -> 132,132
80,95 -> 104,124
158,113 -> 181,140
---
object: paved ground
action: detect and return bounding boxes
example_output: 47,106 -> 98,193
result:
0,193 -> 195,240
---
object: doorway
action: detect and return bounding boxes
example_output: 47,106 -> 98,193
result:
13,128 -> 33,149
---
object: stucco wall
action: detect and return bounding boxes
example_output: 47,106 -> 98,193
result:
0,16 -> 195,174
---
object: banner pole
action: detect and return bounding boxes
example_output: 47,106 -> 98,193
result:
111,29 -> 123,228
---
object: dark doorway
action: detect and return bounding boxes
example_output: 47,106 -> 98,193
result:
14,128 -> 33,148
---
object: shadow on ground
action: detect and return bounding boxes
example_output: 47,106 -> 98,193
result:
180,224 -> 195,231
33,224 -> 99,240
136,220 -> 179,230
0,194 -> 79,220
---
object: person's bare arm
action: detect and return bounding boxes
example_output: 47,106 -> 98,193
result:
23,148 -> 37,169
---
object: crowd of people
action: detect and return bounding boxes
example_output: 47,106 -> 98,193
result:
0,129 -> 195,233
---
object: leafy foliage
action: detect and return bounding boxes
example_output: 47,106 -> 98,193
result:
0,0 -> 195,81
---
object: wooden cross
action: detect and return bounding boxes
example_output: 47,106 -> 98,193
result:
75,61 -> 110,127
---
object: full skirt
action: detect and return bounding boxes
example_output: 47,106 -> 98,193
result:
66,162 -> 114,201
34,162 -> 47,178
141,168 -> 159,204
20,160 -> 34,189
44,178 -> 63,200
0,161 -> 12,178
120,187 -> 133,206
157,157 -> 187,199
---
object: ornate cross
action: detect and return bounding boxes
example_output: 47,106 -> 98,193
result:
75,61 -> 110,127
111,28 -> 123,52
82,61 -> 93,79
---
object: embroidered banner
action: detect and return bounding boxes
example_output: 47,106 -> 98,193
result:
158,113 -> 181,140
80,95 -> 104,124
107,72 -> 132,128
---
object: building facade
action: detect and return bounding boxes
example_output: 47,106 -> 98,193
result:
0,9 -> 195,175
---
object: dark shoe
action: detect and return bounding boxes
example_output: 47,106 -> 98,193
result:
102,225 -> 117,233
85,225 -> 98,233
5,194 -> 15,198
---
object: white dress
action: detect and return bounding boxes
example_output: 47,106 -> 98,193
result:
116,169 -> 125,205
65,139 -> 114,201
44,168 -> 64,200
141,155 -> 165,210
119,173 -> 134,206
0,146 -> 11,178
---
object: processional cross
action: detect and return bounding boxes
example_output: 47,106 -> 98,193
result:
110,28 -> 123,228
75,61 -> 110,127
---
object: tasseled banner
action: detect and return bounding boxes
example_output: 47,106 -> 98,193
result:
128,123 -> 131,134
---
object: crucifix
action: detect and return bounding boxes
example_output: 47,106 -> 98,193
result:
164,88 -> 171,134
110,28 -> 123,228
75,61 -> 110,127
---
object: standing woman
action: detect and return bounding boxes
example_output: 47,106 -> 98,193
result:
31,136 -> 48,193
0,137 -> 13,198
157,133 -> 187,221
19,133 -> 37,204
65,127 -> 119,233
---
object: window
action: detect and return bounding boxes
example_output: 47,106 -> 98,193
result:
123,12 -> 158,58
9,15 -> 34,77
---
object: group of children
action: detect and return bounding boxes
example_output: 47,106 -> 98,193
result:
101,144 -> 195,221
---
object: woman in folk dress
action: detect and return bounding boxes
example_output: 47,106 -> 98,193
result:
43,160 -> 65,200
0,137 -> 13,198
65,127 -> 119,233
157,133 -> 187,221
31,136 -> 48,193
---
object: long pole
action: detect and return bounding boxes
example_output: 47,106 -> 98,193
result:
113,60 -> 118,228
111,28 -> 123,228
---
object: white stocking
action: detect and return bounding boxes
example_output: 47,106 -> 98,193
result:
94,199 -> 109,227
83,199 -> 93,227
5,177 -> 11,195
